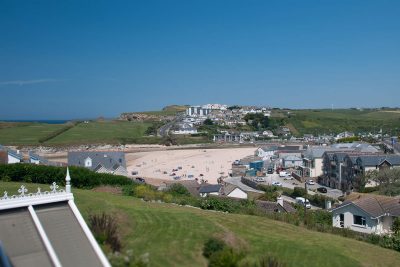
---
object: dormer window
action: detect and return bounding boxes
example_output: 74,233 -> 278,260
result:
85,157 -> 92,168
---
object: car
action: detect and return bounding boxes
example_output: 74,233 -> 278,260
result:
135,177 -> 146,184
307,179 -> 315,185
284,176 -> 294,180
267,168 -> 274,174
272,181 -> 282,187
295,197 -> 311,209
279,171 -> 288,177
255,177 -> 266,182
317,187 -> 327,193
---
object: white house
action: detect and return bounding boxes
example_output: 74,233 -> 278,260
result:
223,184 -> 248,199
256,146 -> 278,160
198,184 -> 222,197
7,149 -> 24,164
331,194 -> 400,235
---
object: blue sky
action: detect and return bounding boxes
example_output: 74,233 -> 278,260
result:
1,0 -> 399,119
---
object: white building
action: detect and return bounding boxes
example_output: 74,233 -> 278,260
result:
331,194 -> 400,235
7,149 -> 24,164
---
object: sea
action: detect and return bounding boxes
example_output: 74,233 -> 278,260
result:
1,120 -> 71,124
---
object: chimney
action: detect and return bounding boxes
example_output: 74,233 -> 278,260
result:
277,196 -> 284,207
325,200 -> 332,210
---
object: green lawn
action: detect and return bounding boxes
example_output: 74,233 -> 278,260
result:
2,182 -> 397,267
46,120 -> 157,145
0,122 -> 66,145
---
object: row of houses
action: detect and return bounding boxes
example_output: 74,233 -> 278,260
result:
0,145 -> 128,176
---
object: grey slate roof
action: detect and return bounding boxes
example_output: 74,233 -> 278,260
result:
199,184 -> 222,194
68,151 -> 126,172
28,151 -> 48,164
333,194 -> 400,218
256,200 -> 296,213
357,155 -> 400,167
7,149 -> 23,160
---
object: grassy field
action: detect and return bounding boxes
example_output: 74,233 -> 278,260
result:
0,122 -> 66,145
285,109 -> 400,136
46,120 -> 157,145
0,120 -> 160,146
1,181 -> 399,267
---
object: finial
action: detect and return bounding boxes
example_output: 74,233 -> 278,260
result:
50,182 -> 59,193
65,167 -> 71,193
18,185 -> 28,196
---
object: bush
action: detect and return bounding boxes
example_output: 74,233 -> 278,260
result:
208,248 -> 243,267
203,238 -> 226,259
89,212 -> 121,252
0,164 -> 134,189
291,187 -> 306,198
165,183 -> 191,197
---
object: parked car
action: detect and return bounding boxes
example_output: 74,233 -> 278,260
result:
296,197 -> 311,209
272,181 -> 282,187
279,171 -> 288,177
307,179 -> 315,185
135,177 -> 146,184
131,171 -> 139,175
255,177 -> 266,183
317,187 -> 327,193
284,176 -> 294,180
267,168 -> 274,174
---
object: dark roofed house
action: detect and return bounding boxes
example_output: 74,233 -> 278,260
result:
0,169 -> 110,266
256,197 -> 296,214
159,180 -> 201,196
332,193 -> 400,235
29,151 -> 49,165
68,151 -> 127,176
199,184 -> 222,197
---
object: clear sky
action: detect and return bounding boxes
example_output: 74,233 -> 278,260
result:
1,0 -> 399,119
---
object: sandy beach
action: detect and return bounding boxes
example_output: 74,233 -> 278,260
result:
126,147 -> 256,184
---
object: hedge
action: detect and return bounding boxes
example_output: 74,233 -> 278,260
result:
0,164 -> 134,189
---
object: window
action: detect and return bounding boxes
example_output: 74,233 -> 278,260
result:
353,215 -> 366,226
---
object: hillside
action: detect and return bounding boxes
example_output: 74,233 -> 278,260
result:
273,108 -> 400,136
1,181 -> 399,267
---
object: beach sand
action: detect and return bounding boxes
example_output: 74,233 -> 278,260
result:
126,147 -> 255,184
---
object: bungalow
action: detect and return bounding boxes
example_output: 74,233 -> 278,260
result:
223,184 -> 248,199
335,131 -> 355,140
7,149 -> 24,164
173,123 -> 198,135
256,197 -> 296,214
199,184 -> 222,197
29,151 -> 49,165
68,151 -> 128,176
331,194 -> 400,235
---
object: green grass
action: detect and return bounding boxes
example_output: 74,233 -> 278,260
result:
0,120 -> 159,145
2,181 -> 398,267
286,109 -> 400,135
46,120 -> 156,145
0,122 -> 66,145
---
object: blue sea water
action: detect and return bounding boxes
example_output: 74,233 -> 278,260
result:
1,120 -> 70,124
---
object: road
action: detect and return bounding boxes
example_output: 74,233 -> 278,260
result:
258,173 -> 343,200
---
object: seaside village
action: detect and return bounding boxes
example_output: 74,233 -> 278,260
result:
2,135 -> 400,238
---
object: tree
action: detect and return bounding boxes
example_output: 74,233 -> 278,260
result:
365,169 -> 400,196
203,118 -> 214,125
393,217 -> 400,235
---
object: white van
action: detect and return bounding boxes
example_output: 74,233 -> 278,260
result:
295,197 -> 311,209
279,171 -> 288,177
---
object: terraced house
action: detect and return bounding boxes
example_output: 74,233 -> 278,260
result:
322,152 -> 400,191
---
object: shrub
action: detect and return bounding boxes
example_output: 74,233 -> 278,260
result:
291,187 -> 306,198
203,238 -> 226,259
165,183 -> 191,197
208,248 -> 243,267
0,164 -> 134,189
89,212 -> 121,252
258,255 -> 286,267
